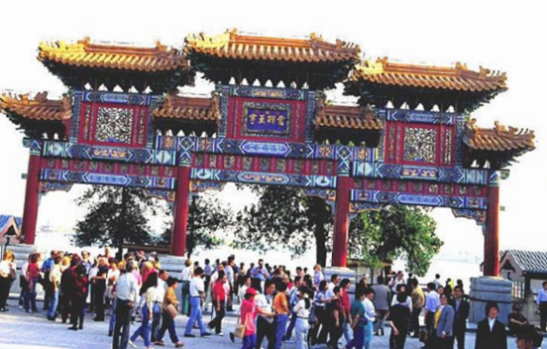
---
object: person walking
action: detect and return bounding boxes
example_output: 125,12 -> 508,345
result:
293,287 -> 312,349
274,282 -> 290,349
112,261 -> 139,349
284,275 -> 303,342
327,286 -> 344,349
409,278 -> 424,338
433,293 -> 454,349
208,270 -> 228,335
371,276 -> 390,336
152,270 -> 168,342
474,301 -> 507,349
69,264 -> 89,330
155,277 -> 184,348
0,250 -> 16,312
40,251 -> 56,311
450,286 -> 469,349
46,255 -> 62,320
339,279 -> 353,344
237,287 -> 275,349
388,293 -> 411,349
423,282 -> 440,349
93,257 -> 109,321
256,279 -> 277,349
362,288 -> 376,349
536,281 -> 547,332
346,289 -> 367,349
310,280 -> 331,347
183,267 -> 211,338
180,259 -> 193,316
25,253 -> 40,313
129,272 -> 157,349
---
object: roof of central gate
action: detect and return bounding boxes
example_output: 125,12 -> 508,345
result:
184,29 -> 361,63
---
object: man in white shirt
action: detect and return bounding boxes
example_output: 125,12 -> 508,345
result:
325,273 -> 341,298
362,288 -> 376,349
180,260 -> 193,316
389,271 -> 405,293
255,280 -> 276,349
151,270 -> 168,342
184,267 -> 212,338
112,261 -> 139,349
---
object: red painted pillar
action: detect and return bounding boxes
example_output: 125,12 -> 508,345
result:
172,166 -> 190,257
484,181 -> 500,277
332,176 -> 352,267
22,154 -> 41,245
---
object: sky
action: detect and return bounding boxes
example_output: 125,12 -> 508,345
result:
0,1 -> 546,266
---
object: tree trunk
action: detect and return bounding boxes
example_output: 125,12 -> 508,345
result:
117,188 -> 128,261
314,223 -> 327,267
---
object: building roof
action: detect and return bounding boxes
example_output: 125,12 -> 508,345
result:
315,104 -> 383,130
0,92 -> 72,121
345,57 -> 508,111
39,38 -> 189,73
0,215 -> 22,237
503,250 -> 547,274
185,29 -> 360,63
152,93 -> 220,122
463,119 -> 535,152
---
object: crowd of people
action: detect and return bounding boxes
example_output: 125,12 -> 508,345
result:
0,249 -> 545,349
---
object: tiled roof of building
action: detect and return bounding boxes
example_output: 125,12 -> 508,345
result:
315,104 -> 383,130
0,92 -> 72,121
504,250 -> 547,274
39,38 -> 189,73
463,119 -> 535,152
349,57 -> 507,93
152,94 -> 220,122
185,29 -> 360,63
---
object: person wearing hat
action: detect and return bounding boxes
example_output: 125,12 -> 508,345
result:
475,301 -> 507,349
235,287 -> 275,349
515,325 -> 543,349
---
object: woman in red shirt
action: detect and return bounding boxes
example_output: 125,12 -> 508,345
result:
25,253 -> 40,313
208,270 -> 227,335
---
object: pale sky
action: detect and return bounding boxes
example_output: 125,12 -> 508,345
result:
0,1 -> 545,262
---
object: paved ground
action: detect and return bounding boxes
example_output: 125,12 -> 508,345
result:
0,302 -> 534,349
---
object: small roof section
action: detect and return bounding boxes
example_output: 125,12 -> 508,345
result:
185,29 -> 360,90
0,215 -> 21,239
153,93 -> 220,122
345,57 -> 507,111
0,92 -> 71,138
38,38 -> 194,92
1,92 -> 71,121
464,119 -> 535,152
185,29 -> 360,63
316,105 -> 383,131
502,250 -> 547,275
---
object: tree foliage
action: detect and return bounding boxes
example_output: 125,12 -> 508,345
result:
349,206 -> 442,276
73,186 -> 160,256
234,185 -> 332,266
159,194 -> 233,258
234,186 -> 442,274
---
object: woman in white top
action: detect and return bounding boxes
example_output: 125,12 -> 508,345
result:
362,288 -> 376,349
293,287 -> 312,349
180,260 -> 193,316
0,250 -> 16,312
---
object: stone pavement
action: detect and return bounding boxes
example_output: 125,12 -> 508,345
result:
0,303 -> 532,349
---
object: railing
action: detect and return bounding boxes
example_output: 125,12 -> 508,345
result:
512,281 -> 526,300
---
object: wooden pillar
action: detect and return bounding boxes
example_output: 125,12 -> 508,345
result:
22,154 -> 41,245
332,176 -> 352,267
172,166 -> 190,257
484,175 -> 500,277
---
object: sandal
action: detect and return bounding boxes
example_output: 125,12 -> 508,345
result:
154,340 -> 165,346
175,342 -> 184,348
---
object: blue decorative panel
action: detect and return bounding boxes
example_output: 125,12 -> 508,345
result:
41,169 -> 175,190
452,208 -> 487,225
241,102 -> 292,137
190,169 -> 337,188
239,141 -> 291,157
42,141 -> 176,166
380,108 -> 456,125
70,90 -> 83,143
403,127 -> 437,164
351,189 -> 487,209
23,139 -> 43,156
229,86 -> 306,100
83,91 -> 151,106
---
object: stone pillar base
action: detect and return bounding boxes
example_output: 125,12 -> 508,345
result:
469,276 -> 512,325
157,254 -> 186,306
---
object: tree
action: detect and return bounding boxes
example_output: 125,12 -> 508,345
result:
73,186 -> 161,258
159,194 -> 233,258
349,206 -> 442,276
233,185 -> 333,266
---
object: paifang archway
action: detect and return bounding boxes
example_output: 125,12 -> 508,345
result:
0,31 -> 535,276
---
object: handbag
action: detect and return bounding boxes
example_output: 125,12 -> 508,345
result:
232,313 -> 248,339
166,304 -> 178,319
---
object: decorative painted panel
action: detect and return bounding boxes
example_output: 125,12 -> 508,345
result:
95,107 -> 134,144
241,102 -> 291,137
403,127 -> 437,164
